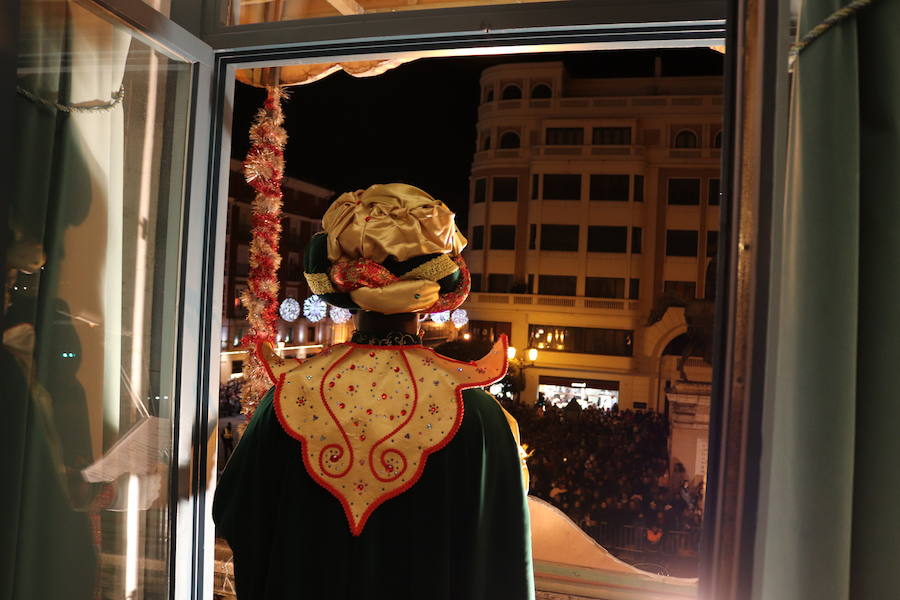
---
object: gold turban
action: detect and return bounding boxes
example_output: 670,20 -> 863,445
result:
322,183 -> 467,263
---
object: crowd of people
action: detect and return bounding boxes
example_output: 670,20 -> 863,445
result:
504,400 -> 705,555
219,344 -> 705,559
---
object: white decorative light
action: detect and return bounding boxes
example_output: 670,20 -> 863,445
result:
279,297 -> 300,322
451,309 -> 468,327
303,295 -> 328,323
330,306 -> 352,324
430,310 -> 451,324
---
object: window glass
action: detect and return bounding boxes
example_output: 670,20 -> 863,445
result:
545,127 -> 584,145
709,178 -> 721,206
529,224 -> 537,250
492,177 -> 518,202
489,225 -> 516,250
499,132 -> 521,149
587,226 -> 628,253
674,129 -> 699,148
472,225 -> 484,250
664,280 -> 697,300
468,320 -> 512,341
631,226 -> 643,254
589,174 -> 630,201
487,273 -> 514,293
585,277 -> 625,298
629,278 -> 641,299
482,135 -> 491,151
713,130 -> 723,148
592,127 -> 632,145
707,230 -> 719,257
225,0 -> 555,25
542,174 -> 581,200
531,174 -> 539,199
668,178 -> 701,205
501,85 -> 522,100
666,230 -> 699,256
634,174 -> 644,202
474,178 -> 487,203
8,5 -> 192,598
538,275 -> 578,296
484,87 -> 494,103
528,325 -> 633,356
531,83 -> 552,99
470,273 -> 483,292
540,225 -> 579,251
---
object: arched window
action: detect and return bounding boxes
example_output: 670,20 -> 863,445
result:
501,84 -> 522,100
499,131 -> 520,149
484,88 -> 494,103
674,129 -> 699,148
531,83 -> 552,99
482,135 -> 492,151
713,130 -> 723,148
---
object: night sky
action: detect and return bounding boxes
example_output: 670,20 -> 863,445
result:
231,48 -> 724,229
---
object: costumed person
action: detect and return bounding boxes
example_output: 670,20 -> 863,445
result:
213,184 -> 535,600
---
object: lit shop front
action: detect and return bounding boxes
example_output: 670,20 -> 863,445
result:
537,376 -> 620,410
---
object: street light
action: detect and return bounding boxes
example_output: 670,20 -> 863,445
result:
501,346 -> 539,403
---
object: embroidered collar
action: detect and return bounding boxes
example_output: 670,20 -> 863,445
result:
350,330 -> 422,347
267,336 -> 510,535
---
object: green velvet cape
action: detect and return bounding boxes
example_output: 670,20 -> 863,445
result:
213,385 -> 534,600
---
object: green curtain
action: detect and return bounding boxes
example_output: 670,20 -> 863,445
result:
754,1 -> 900,598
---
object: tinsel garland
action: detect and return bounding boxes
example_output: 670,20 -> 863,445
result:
239,86 -> 288,415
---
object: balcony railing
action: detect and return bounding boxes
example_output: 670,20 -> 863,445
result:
468,292 -> 639,312
590,523 -> 701,559
479,94 -> 721,117
473,144 -> 645,164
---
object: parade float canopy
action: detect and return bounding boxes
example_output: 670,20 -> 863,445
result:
236,58 -> 414,88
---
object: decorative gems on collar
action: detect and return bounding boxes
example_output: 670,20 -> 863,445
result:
271,336 -> 509,535
350,331 -> 422,347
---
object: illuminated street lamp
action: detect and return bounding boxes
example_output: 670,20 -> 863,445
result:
501,346 -> 539,403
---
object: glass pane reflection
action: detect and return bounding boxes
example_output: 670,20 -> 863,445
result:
7,2 -> 190,598
223,0 -> 566,26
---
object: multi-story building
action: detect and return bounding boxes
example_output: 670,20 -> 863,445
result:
463,62 -> 721,443
220,159 -> 338,381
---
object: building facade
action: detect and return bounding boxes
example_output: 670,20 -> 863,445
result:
463,62 -> 721,425
220,159 -> 340,382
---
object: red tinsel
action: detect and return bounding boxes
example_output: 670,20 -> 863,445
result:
239,86 -> 288,416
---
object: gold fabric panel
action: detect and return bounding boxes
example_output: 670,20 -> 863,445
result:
322,184 -> 467,264
304,271 -> 335,295
401,254 -> 459,282
257,343 -> 303,384
349,280 -> 440,314
235,59 -> 413,88
496,400 -> 530,491
274,336 -> 509,535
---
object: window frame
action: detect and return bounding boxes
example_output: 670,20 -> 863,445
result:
42,3 -> 792,599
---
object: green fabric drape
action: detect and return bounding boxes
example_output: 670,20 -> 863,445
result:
754,1 -> 900,598
214,387 -> 535,600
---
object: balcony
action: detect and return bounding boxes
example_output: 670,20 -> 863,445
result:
478,94 -> 722,119
472,144 -> 645,165
467,292 -> 640,313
